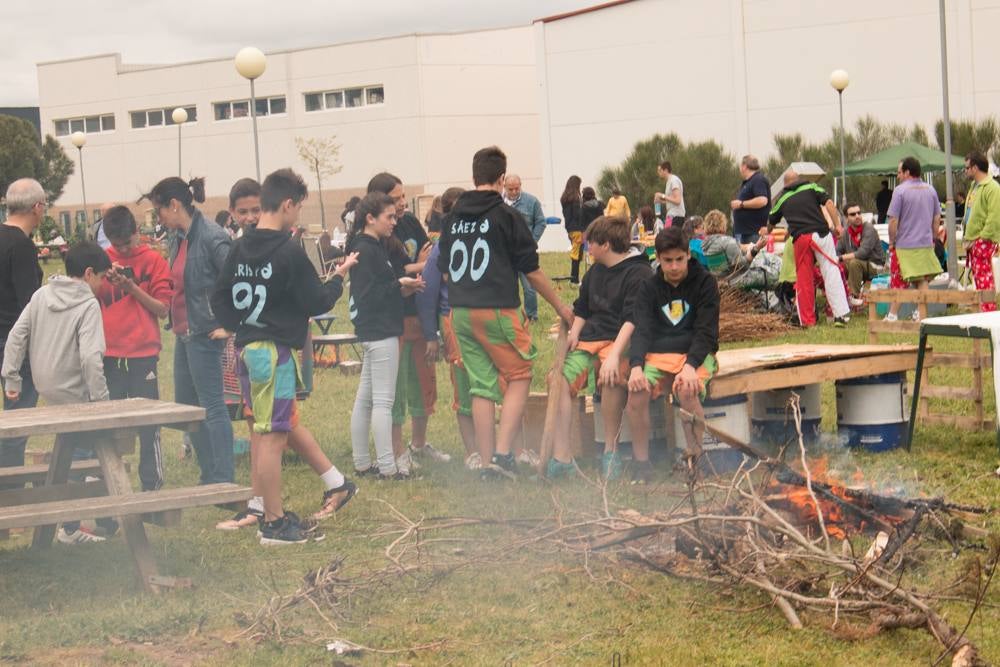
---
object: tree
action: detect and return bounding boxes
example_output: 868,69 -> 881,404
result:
295,135 -> 342,230
597,133 -> 740,220
39,135 -> 74,204
0,115 -> 74,206
0,115 -> 44,197
764,115 -> 928,212
933,117 -> 999,161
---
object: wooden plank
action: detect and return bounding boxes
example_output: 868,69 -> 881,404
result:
312,334 -> 359,345
714,344 -> 918,377
95,441 -> 160,594
929,352 -> 987,368
0,460 -> 104,485
0,484 -> 252,530
921,414 -> 994,430
918,385 -> 981,401
867,320 -> 921,335
31,436 -> 75,549
0,480 -> 105,507
709,351 -> 918,398
0,399 -> 204,440
973,339 -> 986,424
866,289 -> 995,305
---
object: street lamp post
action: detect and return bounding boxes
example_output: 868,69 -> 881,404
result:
234,47 -> 267,182
938,0 -> 958,281
830,69 -> 850,208
70,131 -> 89,238
172,107 -> 188,177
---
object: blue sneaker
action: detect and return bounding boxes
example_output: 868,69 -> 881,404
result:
546,458 -> 576,479
600,452 -> 623,480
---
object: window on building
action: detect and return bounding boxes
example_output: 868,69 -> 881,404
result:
130,105 -> 198,130
213,96 -> 285,121
75,210 -> 86,224
304,85 -> 383,112
59,211 -> 71,236
345,88 -> 364,108
54,113 -> 116,137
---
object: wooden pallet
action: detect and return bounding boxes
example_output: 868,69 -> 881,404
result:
867,288 -> 995,431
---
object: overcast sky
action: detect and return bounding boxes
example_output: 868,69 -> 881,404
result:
4,0 -> 594,106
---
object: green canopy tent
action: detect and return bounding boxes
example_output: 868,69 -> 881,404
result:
843,141 -> 964,176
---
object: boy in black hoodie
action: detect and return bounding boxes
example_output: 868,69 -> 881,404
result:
626,226 -> 720,470
437,146 -> 574,480
212,169 -> 358,546
549,216 -> 652,482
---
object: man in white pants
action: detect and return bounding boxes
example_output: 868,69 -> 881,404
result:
768,170 -> 850,327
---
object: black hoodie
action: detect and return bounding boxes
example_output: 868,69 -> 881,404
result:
436,190 -> 539,309
629,258 -> 719,370
347,233 -> 404,342
212,227 -> 344,349
574,252 -> 652,342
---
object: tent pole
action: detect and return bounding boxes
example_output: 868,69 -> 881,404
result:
939,0 -> 958,280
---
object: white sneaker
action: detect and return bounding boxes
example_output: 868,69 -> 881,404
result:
395,450 -> 413,476
515,449 -> 540,467
409,443 -> 452,462
911,310 -> 922,322
57,527 -> 106,545
464,452 -> 483,470
883,313 -> 898,322
848,296 -> 864,308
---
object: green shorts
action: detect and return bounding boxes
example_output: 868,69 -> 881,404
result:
451,307 -> 536,403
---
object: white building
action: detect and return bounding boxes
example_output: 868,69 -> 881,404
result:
533,0 -> 1000,211
39,26 -> 541,232
37,0 -> 1000,235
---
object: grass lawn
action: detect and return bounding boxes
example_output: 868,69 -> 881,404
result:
0,252 -> 997,666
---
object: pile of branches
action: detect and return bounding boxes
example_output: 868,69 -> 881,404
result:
719,284 -> 792,343
235,403 -> 996,665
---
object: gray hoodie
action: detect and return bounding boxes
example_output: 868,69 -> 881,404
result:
2,275 -> 108,405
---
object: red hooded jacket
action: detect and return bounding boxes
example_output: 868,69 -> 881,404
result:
98,244 -> 173,358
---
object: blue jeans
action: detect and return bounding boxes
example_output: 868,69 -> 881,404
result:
174,335 -> 234,484
519,272 -> 538,320
0,343 -> 38,489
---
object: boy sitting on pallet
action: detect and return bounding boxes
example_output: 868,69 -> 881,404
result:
548,216 -> 653,482
626,226 -> 720,471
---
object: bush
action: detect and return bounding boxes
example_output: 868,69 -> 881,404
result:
596,133 -> 740,220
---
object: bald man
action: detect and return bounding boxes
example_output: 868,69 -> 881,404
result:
768,170 -> 850,328
503,175 -> 546,320
731,155 -> 771,243
0,179 -> 46,479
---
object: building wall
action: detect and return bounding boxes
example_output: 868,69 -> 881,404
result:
38,27 -> 541,232
534,0 -> 997,213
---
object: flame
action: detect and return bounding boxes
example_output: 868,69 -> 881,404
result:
767,456 -> 906,540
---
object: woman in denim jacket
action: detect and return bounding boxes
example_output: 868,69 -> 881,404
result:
145,177 -> 235,484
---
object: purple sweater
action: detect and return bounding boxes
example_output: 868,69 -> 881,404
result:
415,242 -> 448,341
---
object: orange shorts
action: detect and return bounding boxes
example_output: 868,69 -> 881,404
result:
641,352 -> 718,400
393,316 -> 437,424
562,340 -> 628,397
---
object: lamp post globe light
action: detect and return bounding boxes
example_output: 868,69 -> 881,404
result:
172,107 -> 188,177
70,131 -> 90,237
234,46 -> 267,181
830,69 -> 849,208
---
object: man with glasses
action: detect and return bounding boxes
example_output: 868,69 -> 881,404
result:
962,150 -> 1000,311
0,179 -> 45,480
836,203 -> 885,306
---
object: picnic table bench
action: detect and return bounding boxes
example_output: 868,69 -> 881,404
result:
0,398 -> 251,593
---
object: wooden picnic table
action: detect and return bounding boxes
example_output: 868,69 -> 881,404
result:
0,398 -> 251,593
